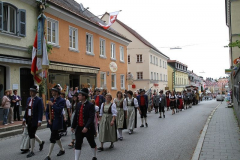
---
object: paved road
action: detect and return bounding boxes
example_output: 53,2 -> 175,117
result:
0,100 -> 220,160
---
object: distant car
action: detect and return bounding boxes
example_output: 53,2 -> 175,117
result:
216,95 -> 224,101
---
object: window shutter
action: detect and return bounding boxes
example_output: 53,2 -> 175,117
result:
18,9 -> 26,37
0,1 -> 3,31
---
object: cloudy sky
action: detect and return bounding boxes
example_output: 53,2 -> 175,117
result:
76,0 -> 230,79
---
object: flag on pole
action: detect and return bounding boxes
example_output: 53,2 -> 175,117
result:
99,11 -> 119,30
31,33 -> 49,85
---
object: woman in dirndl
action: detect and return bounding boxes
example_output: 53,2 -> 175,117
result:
68,92 -> 79,148
113,91 -> 127,141
124,90 -> 140,135
177,92 -> 184,111
170,91 -> 177,115
166,91 -> 170,111
98,93 -> 117,151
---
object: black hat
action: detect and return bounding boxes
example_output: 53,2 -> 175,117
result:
72,92 -> 79,97
95,88 -> 100,92
51,85 -> 61,94
139,89 -> 144,93
127,90 -> 133,96
159,90 -> 163,93
79,88 -> 89,97
30,85 -> 39,93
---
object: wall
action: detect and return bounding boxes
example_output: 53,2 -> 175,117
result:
167,65 -> 174,91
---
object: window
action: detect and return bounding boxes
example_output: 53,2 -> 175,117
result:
137,72 -> 143,80
47,18 -> 58,44
100,72 -> 106,88
100,38 -> 106,57
163,61 -> 165,68
154,72 -> 156,80
157,73 -> 159,80
153,56 -> 155,64
160,59 -> 162,67
111,43 -> 116,59
150,55 -> 152,63
160,74 -> 162,81
151,72 -> 153,80
120,75 -> 125,89
111,74 -> 116,89
120,46 -> 124,62
69,26 -> 78,50
163,74 -> 165,81
166,75 -> 167,81
156,58 -> 158,66
1,3 -> 26,36
128,55 -> 130,63
137,54 -> 142,62
165,62 -> 167,69
86,33 -> 93,54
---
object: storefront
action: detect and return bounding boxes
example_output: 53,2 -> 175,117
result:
0,65 -> 6,107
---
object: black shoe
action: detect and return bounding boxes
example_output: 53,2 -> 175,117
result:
39,141 -> 45,151
109,144 -> 114,149
140,124 -> 144,127
44,156 -> 51,160
119,137 -> 123,141
159,116 -> 162,118
57,150 -> 65,156
21,150 -> 29,154
163,115 -> 165,118
27,151 -> 35,158
145,123 -> 148,127
97,147 -> 104,151
92,157 -> 97,160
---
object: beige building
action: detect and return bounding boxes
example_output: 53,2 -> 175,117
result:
102,14 -> 169,93
0,0 -> 37,112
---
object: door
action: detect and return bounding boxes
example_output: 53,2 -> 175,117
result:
20,68 -> 34,110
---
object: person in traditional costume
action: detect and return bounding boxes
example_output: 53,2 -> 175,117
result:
113,91 -> 127,140
177,92 -> 183,111
154,90 -> 167,118
94,88 -> 105,111
90,99 -> 99,137
98,93 -> 117,151
124,90 -> 140,134
137,89 -> 148,127
71,88 -> 97,160
44,85 -> 66,160
60,92 -> 71,127
68,92 -> 79,148
170,91 -> 177,115
22,85 -> 45,158
166,91 -> 170,111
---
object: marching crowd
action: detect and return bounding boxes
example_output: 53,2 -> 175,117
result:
2,84 -> 201,160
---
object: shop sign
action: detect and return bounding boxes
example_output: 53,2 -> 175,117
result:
109,62 -> 118,72
165,87 -> 169,90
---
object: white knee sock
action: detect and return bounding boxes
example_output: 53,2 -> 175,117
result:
56,140 -> 64,151
91,148 -> 96,157
47,143 -> 55,157
118,129 -> 122,137
75,150 -> 81,160
141,118 -> 144,124
35,135 -> 42,144
144,117 -> 147,123
30,138 -> 35,152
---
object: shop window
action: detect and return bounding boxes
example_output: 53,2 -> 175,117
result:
111,74 -> 116,89
137,72 -> 143,80
47,18 -> 58,45
1,2 -> 26,36
80,75 -> 96,91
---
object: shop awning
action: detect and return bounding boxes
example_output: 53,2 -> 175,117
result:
0,54 -> 31,65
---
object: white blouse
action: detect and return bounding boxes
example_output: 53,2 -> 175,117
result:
123,97 -> 139,108
113,98 -> 127,111
99,103 -> 117,117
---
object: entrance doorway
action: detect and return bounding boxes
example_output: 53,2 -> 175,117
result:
70,75 -> 80,89
20,68 -> 34,110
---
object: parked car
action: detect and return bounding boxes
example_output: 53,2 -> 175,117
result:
216,95 -> 224,101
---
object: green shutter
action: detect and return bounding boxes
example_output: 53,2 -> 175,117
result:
18,9 -> 26,37
0,1 -> 3,31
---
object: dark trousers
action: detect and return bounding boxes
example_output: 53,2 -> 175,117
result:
159,103 -> 165,113
140,105 -> 147,118
27,120 -> 37,139
50,127 -> 61,143
14,105 -> 20,120
75,127 -> 96,150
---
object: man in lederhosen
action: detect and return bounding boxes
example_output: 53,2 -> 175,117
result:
137,89 -> 148,127
22,85 -> 45,158
71,88 -> 97,160
44,85 -> 66,160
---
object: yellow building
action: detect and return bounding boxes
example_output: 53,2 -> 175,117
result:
167,60 -> 189,92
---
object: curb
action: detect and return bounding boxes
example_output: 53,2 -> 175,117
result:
191,103 -> 221,160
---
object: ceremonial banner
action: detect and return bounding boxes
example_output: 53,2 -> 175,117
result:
99,11 -> 119,29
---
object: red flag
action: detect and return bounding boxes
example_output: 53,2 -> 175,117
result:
99,11 -> 119,30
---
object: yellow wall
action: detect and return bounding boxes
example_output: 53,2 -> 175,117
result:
167,65 -> 174,91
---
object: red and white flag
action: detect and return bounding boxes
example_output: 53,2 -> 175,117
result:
99,11 -> 119,30
31,33 -> 49,85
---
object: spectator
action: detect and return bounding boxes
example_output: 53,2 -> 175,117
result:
8,89 -> 14,124
2,90 -> 11,125
68,87 -> 74,102
12,89 -> 22,121
73,87 -> 79,94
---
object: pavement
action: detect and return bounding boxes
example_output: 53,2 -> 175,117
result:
0,100 -> 218,160
195,102 -> 240,160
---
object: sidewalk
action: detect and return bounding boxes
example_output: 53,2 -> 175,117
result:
197,102 -> 240,160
